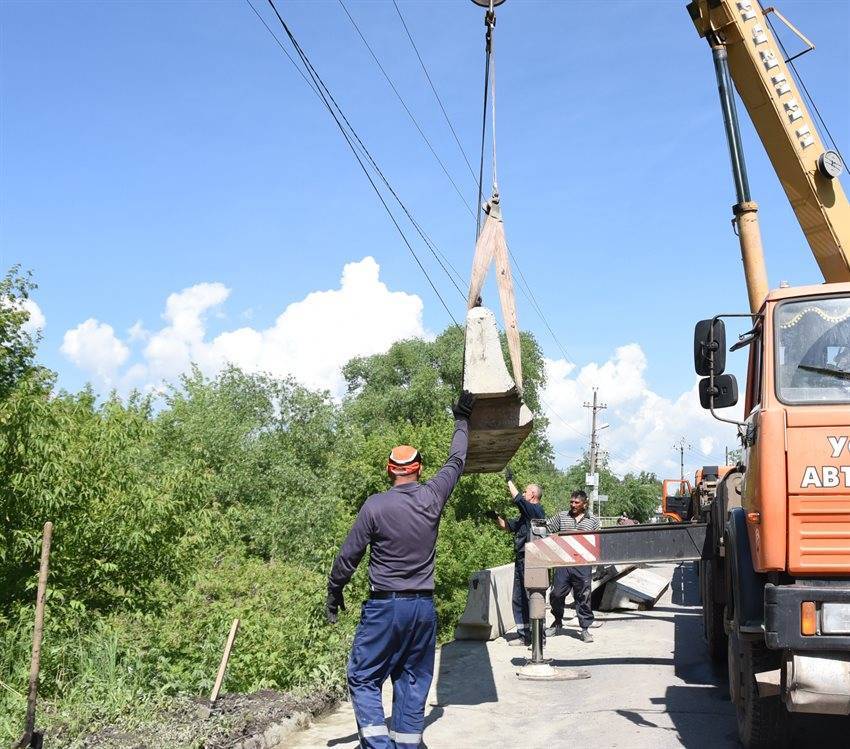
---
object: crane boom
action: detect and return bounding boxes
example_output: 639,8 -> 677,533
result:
688,0 -> 850,282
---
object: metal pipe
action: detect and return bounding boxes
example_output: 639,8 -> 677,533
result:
530,617 -> 544,663
711,42 -> 751,204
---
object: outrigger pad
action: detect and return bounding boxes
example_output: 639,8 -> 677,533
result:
462,307 -> 533,474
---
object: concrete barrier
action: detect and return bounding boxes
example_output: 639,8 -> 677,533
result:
454,563 -> 516,640
455,562 -> 640,639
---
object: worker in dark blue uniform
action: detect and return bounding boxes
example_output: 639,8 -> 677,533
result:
491,468 -> 545,645
326,390 -> 475,749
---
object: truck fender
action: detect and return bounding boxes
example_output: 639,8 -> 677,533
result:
726,506 -> 766,631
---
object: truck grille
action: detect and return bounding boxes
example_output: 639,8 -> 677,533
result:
788,494 -> 850,574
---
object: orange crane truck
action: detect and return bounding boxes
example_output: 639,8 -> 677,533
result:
522,2 -> 850,746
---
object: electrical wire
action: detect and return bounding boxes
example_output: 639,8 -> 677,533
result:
391,0 -> 478,184
507,246 -> 578,366
262,1 -> 466,301
337,0 -> 476,219
258,0 -> 461,327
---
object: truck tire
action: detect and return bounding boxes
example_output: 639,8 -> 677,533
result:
729,630 -> 789,748
702,557 -> 726,663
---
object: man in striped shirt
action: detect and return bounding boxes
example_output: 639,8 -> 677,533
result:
544,490 -> 600,642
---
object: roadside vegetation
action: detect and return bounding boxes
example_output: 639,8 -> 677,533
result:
0,267 -> 661,744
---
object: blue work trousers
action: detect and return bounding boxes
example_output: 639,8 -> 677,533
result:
512,558 -> 529,638
347,595 -> 437,749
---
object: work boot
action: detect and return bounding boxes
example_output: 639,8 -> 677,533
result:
544,621 -> 562,637
581,629 -> 593,643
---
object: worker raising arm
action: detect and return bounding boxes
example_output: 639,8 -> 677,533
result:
491,467 -> 545,645
326,390 -> 475,749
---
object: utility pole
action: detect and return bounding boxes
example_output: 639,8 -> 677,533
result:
725,445 -> 729,465
673,437 -> 691,483
583,389 -> 607,517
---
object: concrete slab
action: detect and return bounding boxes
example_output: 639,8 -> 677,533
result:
283,564 -> 739,749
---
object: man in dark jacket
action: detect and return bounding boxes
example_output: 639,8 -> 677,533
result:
326,391 -> 474,749
492,468 -> 545,645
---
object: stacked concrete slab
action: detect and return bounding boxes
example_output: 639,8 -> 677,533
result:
599,566 -> 670,611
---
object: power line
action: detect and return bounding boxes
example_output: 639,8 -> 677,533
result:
256,0 -> 461,326
337,0 -> 476,218
507,246 -> 578,366
278,3 -> 466,300
392,0 -> 478,185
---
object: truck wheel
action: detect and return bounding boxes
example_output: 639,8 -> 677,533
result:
702,559 -> 726,663
732,634 -> 789,749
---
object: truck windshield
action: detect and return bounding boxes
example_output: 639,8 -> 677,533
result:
776,296 -> 850,404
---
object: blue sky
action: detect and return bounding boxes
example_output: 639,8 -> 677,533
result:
3,0 -> 849,480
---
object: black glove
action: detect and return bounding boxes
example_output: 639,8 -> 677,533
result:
485,509 -> 500,521
452,390 -> 476,420
504,467 -> 514,482
326,590 -> 345,624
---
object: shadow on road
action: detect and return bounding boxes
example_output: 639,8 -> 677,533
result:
432,640 -> 498,706
510,655 -> 674,668
651,564 -> 736,746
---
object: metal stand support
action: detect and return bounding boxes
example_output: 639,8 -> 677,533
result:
516,591 -> 591,681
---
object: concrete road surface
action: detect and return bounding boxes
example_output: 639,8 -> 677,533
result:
285,563 -> 844,748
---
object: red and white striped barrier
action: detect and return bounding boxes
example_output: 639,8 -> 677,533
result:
525,532 -> 600,568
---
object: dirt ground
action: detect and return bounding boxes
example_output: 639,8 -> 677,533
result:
50,690 -> 337,749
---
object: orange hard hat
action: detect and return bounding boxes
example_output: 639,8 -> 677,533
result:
387,445 -> 422,477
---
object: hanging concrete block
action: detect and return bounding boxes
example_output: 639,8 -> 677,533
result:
462,306 -> 533,474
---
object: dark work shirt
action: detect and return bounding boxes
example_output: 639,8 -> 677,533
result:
327,419 -> 468,595
506,492 -> 545,561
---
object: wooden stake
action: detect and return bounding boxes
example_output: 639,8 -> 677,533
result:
209,618 -> 240,705
12,521 -> 53,749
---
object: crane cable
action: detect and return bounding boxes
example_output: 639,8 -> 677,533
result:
476,5 -> 496,240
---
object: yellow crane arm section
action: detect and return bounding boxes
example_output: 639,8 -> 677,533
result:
688,0 -> 850,283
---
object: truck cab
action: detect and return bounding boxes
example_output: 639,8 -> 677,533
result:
697,282 -> 850,730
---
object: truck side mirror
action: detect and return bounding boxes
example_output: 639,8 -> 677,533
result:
699,374 -> 738,409
694,319 -> 726,376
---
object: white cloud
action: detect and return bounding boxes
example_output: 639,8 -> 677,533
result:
205,257 -> 424,393
22,299 -> 45,335
542,344 -> 741,479
127,321 -> 148,342
61,257 -> 425,397
61,319 -> 130,385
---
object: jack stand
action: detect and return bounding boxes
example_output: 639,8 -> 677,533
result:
516,591 -> 591,682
